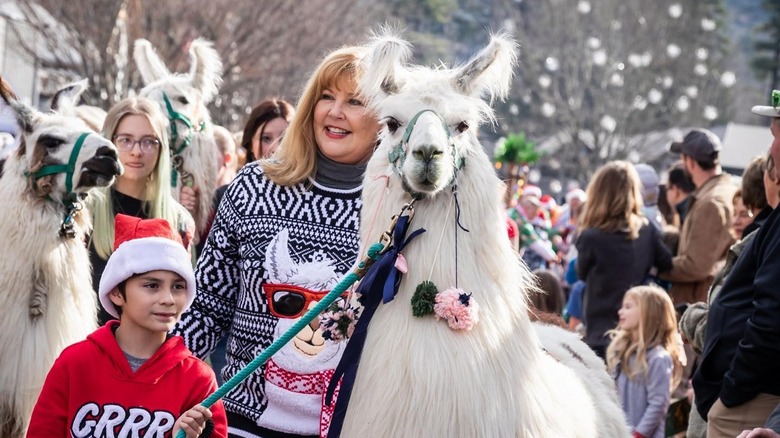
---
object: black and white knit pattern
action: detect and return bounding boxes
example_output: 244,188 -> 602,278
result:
173,162 -> 362,423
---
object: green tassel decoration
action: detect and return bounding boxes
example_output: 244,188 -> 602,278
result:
411,281 -> 438,317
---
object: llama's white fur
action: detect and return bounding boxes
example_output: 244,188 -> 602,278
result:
134,38 -> 222,237
339,32 -> 630,437
0,81 -> 120,437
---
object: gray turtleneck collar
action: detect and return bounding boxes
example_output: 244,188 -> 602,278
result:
314,149 -> 367,190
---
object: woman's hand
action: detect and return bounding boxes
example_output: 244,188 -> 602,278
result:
173,404 -> 212,438
737,428 -> 780,438
180,186 -> 199,214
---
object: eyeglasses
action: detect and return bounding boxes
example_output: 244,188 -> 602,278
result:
772,90 -> 780,108
113,135 -> 160,153
263,283 -> 347,319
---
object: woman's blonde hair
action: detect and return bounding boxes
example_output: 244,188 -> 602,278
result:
91,96 -> 183,259
606,285 -> 684,391
262,45 -> 368,186
579,160 -> 646,239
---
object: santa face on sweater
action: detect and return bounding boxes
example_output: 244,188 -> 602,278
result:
257,229 -> 346,435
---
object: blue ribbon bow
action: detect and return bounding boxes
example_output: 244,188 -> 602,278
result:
325,214 -> 425,437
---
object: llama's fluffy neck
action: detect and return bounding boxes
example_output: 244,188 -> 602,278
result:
361,140 -> 538,347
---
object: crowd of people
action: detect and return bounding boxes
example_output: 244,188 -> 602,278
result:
519,111 -> 780,437
2,36 -> 780,438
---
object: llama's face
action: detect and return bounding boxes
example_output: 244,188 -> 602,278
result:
3,82 -> 122,200
140,78 -> 204,145
374,78 -> 482,198
22,112 -> 121,198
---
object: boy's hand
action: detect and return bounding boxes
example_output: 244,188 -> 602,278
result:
173,404 -> 212,437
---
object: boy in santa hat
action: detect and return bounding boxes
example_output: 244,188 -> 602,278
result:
27,214 -> 227,438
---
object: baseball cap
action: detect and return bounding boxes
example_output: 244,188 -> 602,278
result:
751,90 -> 780,118
669,128 -> 721,162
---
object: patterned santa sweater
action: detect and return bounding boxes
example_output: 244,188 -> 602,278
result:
173,161 -> 363,436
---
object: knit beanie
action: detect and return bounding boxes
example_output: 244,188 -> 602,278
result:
98,214 -> 196,318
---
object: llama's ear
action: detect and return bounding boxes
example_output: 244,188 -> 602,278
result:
51,79 -> 88,113
188,38 -> 223,103
359,29 -> 411,103
0,79 -> 34,133
134,39 -> 171,85
452,32 -> 518,102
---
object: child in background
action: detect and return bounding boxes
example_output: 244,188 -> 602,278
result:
607,285 -> 685,438
27,214 -> 226,438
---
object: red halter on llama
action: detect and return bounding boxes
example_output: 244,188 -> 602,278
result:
0,79 -> 122,438
324,31 -> 631,437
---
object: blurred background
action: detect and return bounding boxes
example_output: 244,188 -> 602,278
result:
0,0 -> 777,191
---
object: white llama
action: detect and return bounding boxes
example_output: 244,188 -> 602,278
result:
0,79 -> 122,438
134,38 -> 222,237
333,33 -> 630,437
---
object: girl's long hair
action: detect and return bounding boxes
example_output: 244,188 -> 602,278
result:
579,160 -> 646,239
606,285 -> 685,391
262,45 -> 367,187
91,96 -> 183,259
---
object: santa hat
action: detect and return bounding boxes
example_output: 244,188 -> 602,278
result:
522,185 -> 542,199
98,214 -> 196,318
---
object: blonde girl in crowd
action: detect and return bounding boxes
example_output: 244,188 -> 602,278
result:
607,285 -> 686,438
89,97 -> 195,325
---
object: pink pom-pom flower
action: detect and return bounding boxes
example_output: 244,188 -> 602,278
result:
434,287 -> 479,330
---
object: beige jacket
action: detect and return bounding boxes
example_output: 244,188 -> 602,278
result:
660,173 -> 736,304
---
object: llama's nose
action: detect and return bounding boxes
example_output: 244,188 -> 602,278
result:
412,145 -> 444,165
96,145 -> 118,161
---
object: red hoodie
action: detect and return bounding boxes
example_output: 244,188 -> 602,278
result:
27,321 -> 227,438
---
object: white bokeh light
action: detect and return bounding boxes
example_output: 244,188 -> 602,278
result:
676,95 -> 690,112
696,48 -> 709,60
578,1 -> 591,14
701,18 -> 717,31
667,44 -> 681,58
538,75 -> 552,88
593,49 -> 608,66
545,57 -> 560,71
668,4 -> 682,18
610,73 -> 624,87
541,102 -> 556,117
662,76 -> 674,88
628,53 -> 642,68
686,86 -> 699,98
704,106 -> 719,120
720,71 -> 736,87
600,115 -> 617,132
648,89 -> 663,104
587,37 -> 601,50
694,64 -> 708,76
633,96 -> 648,110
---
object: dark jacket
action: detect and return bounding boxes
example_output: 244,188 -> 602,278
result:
576,222 -> 673,350
693,206 -> 780,417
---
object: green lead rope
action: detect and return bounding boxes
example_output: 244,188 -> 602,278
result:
175,242 -> 387,438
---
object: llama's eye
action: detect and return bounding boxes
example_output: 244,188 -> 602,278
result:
457,121 -> 469,133
39,135 -> 65,150
384,117 -> 400,134
177,96 -> 189,105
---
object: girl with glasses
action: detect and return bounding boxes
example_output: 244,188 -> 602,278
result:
88,97 -> 195,326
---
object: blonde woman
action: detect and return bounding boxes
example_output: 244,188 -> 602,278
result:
173,44 -> 379,438
576,161 -> 673,358
607,285 -> 685,438
89,97 -> 194,325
